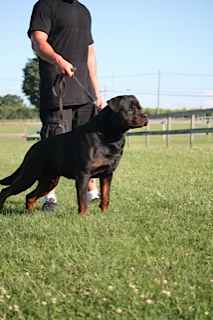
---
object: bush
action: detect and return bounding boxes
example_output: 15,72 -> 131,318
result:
0,105 -> 39,120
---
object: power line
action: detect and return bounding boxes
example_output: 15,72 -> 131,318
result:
101,89 -> 213,98
0,72 -> 213,82
161,72 -> 213,77
99,73 -> 157,79
98,72 -> 213,79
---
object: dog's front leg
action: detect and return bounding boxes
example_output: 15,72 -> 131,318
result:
75,174 -> 89,216
99,173 -> 113,212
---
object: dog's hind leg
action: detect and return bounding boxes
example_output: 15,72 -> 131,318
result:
0,174 -> 38,212
0,186 -> 13,212
26,176 -> 60,211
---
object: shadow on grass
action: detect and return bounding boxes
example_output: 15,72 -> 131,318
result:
0,203 -> 30,216
0,196 -> 111,218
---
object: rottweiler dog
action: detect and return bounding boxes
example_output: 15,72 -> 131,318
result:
0,95 -> 148,216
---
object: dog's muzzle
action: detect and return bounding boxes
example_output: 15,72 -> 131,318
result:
141,114 -> 148,126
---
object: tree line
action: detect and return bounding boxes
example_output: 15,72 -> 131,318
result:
0,56 -> 39,120
0,94 -> 39,120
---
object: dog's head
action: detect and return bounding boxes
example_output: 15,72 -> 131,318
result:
107,95 -> 148,131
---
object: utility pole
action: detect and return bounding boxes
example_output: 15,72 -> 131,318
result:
112,69 -> 115,97
157,70 -> 161,114
104,83 -> 107,103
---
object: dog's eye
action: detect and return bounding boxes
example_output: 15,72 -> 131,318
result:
128,106 -> 135,113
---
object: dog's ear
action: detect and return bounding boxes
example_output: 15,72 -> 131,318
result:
107,95 -> 138,113
107,96 -> 124,113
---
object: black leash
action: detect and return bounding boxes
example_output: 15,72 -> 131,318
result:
52,74 -> 66,133
72,74 -> 96,104
52,67 -> 97,133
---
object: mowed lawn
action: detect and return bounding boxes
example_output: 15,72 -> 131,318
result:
0,134 -> 212,320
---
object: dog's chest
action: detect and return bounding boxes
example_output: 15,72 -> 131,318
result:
91,141 -> 124,177
91,156 -> 120,177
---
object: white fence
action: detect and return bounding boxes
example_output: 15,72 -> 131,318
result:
126,108 -> 213,148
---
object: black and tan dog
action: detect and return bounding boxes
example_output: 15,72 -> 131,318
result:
0,95 -> 148,216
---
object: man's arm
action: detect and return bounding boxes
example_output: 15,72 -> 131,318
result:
87,44 -> 103,109
30,31 -> 75,77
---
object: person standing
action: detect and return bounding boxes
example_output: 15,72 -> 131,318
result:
28,0 -> 103,211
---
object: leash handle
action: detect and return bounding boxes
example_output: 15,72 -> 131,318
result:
52,75 -> 66,133
52,75 -> 66,98
51,67 -> 98,133
52,67 -> 77,97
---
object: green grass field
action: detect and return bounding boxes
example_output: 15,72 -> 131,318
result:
0,134 -> 212,319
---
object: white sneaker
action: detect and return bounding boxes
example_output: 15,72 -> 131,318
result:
87,189 -> 100,202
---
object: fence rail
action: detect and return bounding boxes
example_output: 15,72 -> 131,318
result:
0,121 -> 41,143
126,108 -> 213,148
127,128 -> 213,136
147,108 -> 213,119
0,108 -> 213,148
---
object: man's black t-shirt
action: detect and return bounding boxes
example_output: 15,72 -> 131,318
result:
28,0 -> 96,111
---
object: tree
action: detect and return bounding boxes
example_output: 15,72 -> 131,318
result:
22,56 -> 40,108
0,105 -> 39,120
0,94 -> 25,108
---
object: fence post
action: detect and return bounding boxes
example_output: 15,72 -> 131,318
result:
190,114 -> 195,148
24,122 -> 27,145
146,122 -> 150,147
166,117 -> 171,148
208,120 -> 211,141
162,121 -> 165,141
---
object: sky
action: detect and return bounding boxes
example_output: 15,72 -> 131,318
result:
0,0 -> 213,110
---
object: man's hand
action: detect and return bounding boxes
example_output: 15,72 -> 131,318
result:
55,58 -> 75,77
96,93 -> 104,110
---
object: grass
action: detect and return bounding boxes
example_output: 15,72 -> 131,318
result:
0,135 -> 212,319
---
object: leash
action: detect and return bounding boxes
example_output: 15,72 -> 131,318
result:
52,67 -> 97,133
52,74 -> 66,133
72,74 -> 96,104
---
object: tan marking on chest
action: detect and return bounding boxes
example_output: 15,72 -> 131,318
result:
92,159 -> 112,171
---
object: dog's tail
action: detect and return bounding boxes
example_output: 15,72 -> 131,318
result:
0,163 -> 23,186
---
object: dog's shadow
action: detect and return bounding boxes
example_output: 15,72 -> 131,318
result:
0,200 -> 32,216
0,197 -> 44,216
